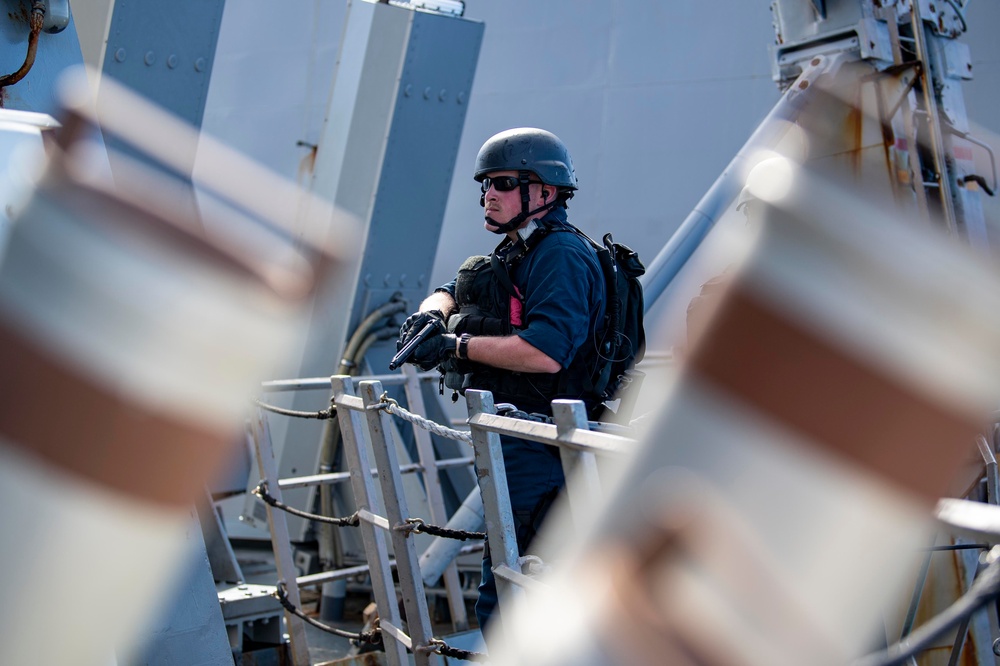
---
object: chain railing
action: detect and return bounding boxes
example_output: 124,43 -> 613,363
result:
247,367 -> 482,666
248,366 -> 643,665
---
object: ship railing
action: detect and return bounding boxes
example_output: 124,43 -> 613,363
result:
462,389 -> 637,642
249,367 -> 480,666
258,365 -> 476,633
248,368 -> 641,664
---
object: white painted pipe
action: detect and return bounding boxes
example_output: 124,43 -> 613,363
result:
419,487 -> 484,586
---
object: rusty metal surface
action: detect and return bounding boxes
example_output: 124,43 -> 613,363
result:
883,542 -> 982,666
0,0 -> 43,90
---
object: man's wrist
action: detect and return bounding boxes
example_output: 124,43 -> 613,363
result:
457,333 -> 472,360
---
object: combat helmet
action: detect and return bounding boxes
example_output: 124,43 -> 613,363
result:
475,128 -> 577,234
474,127 -> 577,189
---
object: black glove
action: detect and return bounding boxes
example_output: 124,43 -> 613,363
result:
410,332 -> 457,371
397,309 -> 445,350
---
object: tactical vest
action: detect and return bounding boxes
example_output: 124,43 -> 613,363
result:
441,226 -> 604,415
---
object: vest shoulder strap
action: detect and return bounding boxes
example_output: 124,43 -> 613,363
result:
488,222 -> 577,299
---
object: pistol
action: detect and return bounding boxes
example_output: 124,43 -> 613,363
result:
389,321 -> 442,370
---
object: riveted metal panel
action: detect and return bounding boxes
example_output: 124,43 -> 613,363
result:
271,0 -> 483,541
101,0 -> 225,132
355,5 -> 484,341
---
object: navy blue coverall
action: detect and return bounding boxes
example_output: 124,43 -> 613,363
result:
436,207 -> 606,633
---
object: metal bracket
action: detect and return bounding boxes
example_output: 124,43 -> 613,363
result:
41,0 -> 70,34
916,0 -> 967,37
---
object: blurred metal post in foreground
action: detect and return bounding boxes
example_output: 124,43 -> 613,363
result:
0,68 -> 355,666
487,155 -> 1000,666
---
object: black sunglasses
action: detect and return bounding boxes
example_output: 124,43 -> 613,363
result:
481,175 -> 542,193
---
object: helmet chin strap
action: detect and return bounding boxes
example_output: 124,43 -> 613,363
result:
486,202 -> 556,235
484,169 -> 556,235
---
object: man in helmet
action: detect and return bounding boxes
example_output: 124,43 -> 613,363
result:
395,128 -> 607,635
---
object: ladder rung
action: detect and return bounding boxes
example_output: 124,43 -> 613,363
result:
358,508 -> 391,530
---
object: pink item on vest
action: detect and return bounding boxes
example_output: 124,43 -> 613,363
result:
510,286 -> 524,326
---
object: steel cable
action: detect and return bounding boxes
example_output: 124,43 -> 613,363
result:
424,638 -> 490,662
253,397 -> 336,420
275,582 -> 383,646
276,583 -> 488,661
399,517 -> 484,541
253,481 -> 359,527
